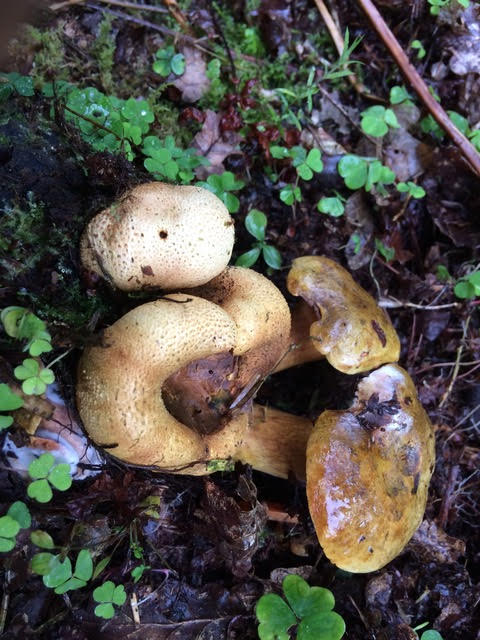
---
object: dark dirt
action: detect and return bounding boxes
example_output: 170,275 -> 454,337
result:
0,1 -> 480,639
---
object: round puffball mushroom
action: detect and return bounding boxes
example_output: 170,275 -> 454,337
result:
277,256 -> 400,374
81,183 -> 235,291
306,364 -> 435,572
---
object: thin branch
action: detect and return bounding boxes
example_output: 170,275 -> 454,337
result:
51,0 -> 167,13
356,0 -> 480,176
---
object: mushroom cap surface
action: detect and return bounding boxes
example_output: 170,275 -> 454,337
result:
76,295 -> 237,468
81,182 -> 235,291
306,364 -> 435,572
287,256 -> 400,374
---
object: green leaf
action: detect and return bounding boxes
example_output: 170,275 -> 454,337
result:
43,556 -> 72,589
375,238 -> 395,262
30,552 -> 55,575
270,145 -> 290,159
29,339 -> 52,356
0,416 -> 13,430
467,271 -> 480,293
30,530 -> 55,549
297,611 -> 346,640
454,281 -> 476,299
28,479 -> 53,503
262,245 -> 282,269
22,377 -> 47,396
421,631 -> 444,640
14,358 -> 39,380
48,464 -> 72,491
338,155 -> 368,189
74,549 -> 93,581
306,148 -> 323,172
170,53 -> 185,75
256,593 -> 296,640
29,453 -> 55,479
131,564 -> 148,583
390,86 -> 411,105
384,108 -> 400,128
436,265 -> 451,282
317,197 -> 344,217
7,501 -> 31,529
39,368 -> 55,385
1,306 -> 27,338
448,111 -> 469,135
54,576 -> 87,594
361,106 -> 388,137
0,538 -> 15,552
0,384 -> 23,412
93,555 -> 111,580
245,209 -> 267,241
0,515 -> 20,539
223,192 -> 240,213
235,248 -> 261,268
283,576 -> 334,618
112,584 -> 127,606
296,163 -> 314,181
94,580 -> 116,603
95,603 -> 115,619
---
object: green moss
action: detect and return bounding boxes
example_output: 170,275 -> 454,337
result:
90,14 -> 116,94
24,25 -> 67,84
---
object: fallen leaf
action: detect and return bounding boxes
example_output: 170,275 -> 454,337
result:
193,110 -> 241,177
173,46 -> 210,103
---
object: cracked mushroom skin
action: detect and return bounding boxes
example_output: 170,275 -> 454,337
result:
278,256 -> 400,374
80,183 -> 235,290
306,364 -> 435,573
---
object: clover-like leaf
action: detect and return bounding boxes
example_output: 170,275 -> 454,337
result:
338,155 -> 368,190
283,575 -> 335,619
112,584 -> 127,606
0,384 -> 23,412
30,552 -> 55,575
55,576 -> 87,594
48,463 -> 72,491
93,580 -> 116,603
30,530 -> 55,549
7,501 -> 31,529
74,549 -> 93,582
256,593 -> 296,640
14,358 -> 39,380
0,515 -> 20,539
28,479 -> 53,503
95,603 -> 115,619
0,416 -> 13,429
317,197 -> 344,217
29,453 -> 55,479
297,611 -> 346,640
29,339 -> 52,357
43,556 -> 72,589
306,148 -> 323,172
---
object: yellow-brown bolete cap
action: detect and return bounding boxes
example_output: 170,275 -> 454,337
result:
80,183 -> 235,290
277,256 -> 400,374
306,364 -> 435,573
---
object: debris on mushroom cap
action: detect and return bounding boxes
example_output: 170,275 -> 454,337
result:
286,256 -> 400,374
186,266 -> 291,384
76,294 -> 237,469
80,182 -> 235,291
4,384 -> 102,479
306,364 -> 435,573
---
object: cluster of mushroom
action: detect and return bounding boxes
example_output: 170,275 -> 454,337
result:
75,182 -> 435,574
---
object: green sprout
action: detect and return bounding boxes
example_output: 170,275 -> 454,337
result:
360,105 -> 400,138
235,209 -> 282,270
338,155 -> 395,194
27,453 -> 72,503
143,135 -> 208,183
0,502 -> 31,552
279,184 -> 302,205
317,195 -> 345,217
389,86 -> 414,107
256,574 -> 345,640
197,172 -> 245,213
152,46 -> 185,77
93,581 -> 127,619
396,182 -> 426,199
375,238 -> 396,263
411,40 -> 426,59
454,270 -> 480,299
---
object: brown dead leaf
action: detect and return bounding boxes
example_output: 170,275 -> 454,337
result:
408,519 -> 466,563
193,110 -> 241,177
173,46 -> 210,103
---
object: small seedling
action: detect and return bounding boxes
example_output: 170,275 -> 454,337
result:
270,145 -> 323,181
14,359 -> 54,396
375,238 -> 395,263
0,383 -> 23,430
93,581 -> 127,619
428,0 -> 468,16
197,172 -> 245,213
279,184 -> 302,206
454,270 -> 480,299
256,574 -> 345,640
397,182 -> 426,199
131,564 -> 149,583
389,86 -> 414,107
27,453 -> 72,503
1,306 -> 52,356
411,40 -> 426,59
153,46 -> 185,77
360,105 -> 399,138
143,135 -> 208,183
235,209 -> 282,269
338,155 -> 395,194
317,195 -> 345,217
0,502 -> 31,552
